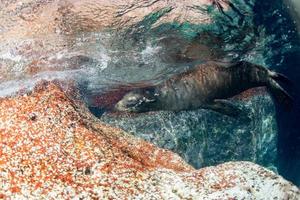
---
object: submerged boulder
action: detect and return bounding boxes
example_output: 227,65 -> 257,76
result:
101,92 -> 278,170
0,81 -> 298,199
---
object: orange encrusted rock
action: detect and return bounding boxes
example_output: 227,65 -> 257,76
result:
0,81 -> 299,199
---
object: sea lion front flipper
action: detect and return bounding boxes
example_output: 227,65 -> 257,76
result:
205,99 -> 243,118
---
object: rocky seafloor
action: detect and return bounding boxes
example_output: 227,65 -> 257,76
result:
0,81 -> 299,199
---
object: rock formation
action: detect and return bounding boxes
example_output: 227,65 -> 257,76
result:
0,1 -> 299,198
0,81 -> 299,199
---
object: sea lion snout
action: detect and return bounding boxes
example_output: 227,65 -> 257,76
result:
114,92 -> 143,112
114,89 -> 157,112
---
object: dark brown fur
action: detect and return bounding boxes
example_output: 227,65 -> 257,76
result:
114,61 -> 292,117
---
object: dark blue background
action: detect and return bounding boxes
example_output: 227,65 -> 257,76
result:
254,0 -> 300,185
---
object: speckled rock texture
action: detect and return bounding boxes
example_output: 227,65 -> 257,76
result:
0,81 -> 299,199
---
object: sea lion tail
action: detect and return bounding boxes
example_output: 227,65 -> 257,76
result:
269,71 -> 293,86
268,71 -> 293,110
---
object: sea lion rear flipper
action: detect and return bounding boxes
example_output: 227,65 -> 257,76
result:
268,78 -> 294,110
205,99 -> 244,119
269,71 -> 293,86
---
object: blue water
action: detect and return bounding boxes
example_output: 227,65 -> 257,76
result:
85,0 -> 300,185
253,0 -> 300,186
0,0 -> 299,186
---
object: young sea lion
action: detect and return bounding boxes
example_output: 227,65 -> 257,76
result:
114,61 -> 292,117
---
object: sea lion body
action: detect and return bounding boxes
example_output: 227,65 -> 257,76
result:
156,61 -> 266,111
115,61 -> 292,117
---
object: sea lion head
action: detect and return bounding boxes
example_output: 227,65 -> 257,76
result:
114,87 -> 158,113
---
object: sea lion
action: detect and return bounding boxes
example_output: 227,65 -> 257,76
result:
114,61 -> 292,117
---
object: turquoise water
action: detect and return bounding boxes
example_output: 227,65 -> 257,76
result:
0,0 -> 299,185
90,0 -> 300,185
91,0 -> 279,170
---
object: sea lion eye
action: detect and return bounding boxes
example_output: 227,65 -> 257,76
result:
126,99 -> 138,107
124,95 -> 142,107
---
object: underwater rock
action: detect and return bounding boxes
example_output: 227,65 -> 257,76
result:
101,92 -> 278,170
0,81 -> 299,199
